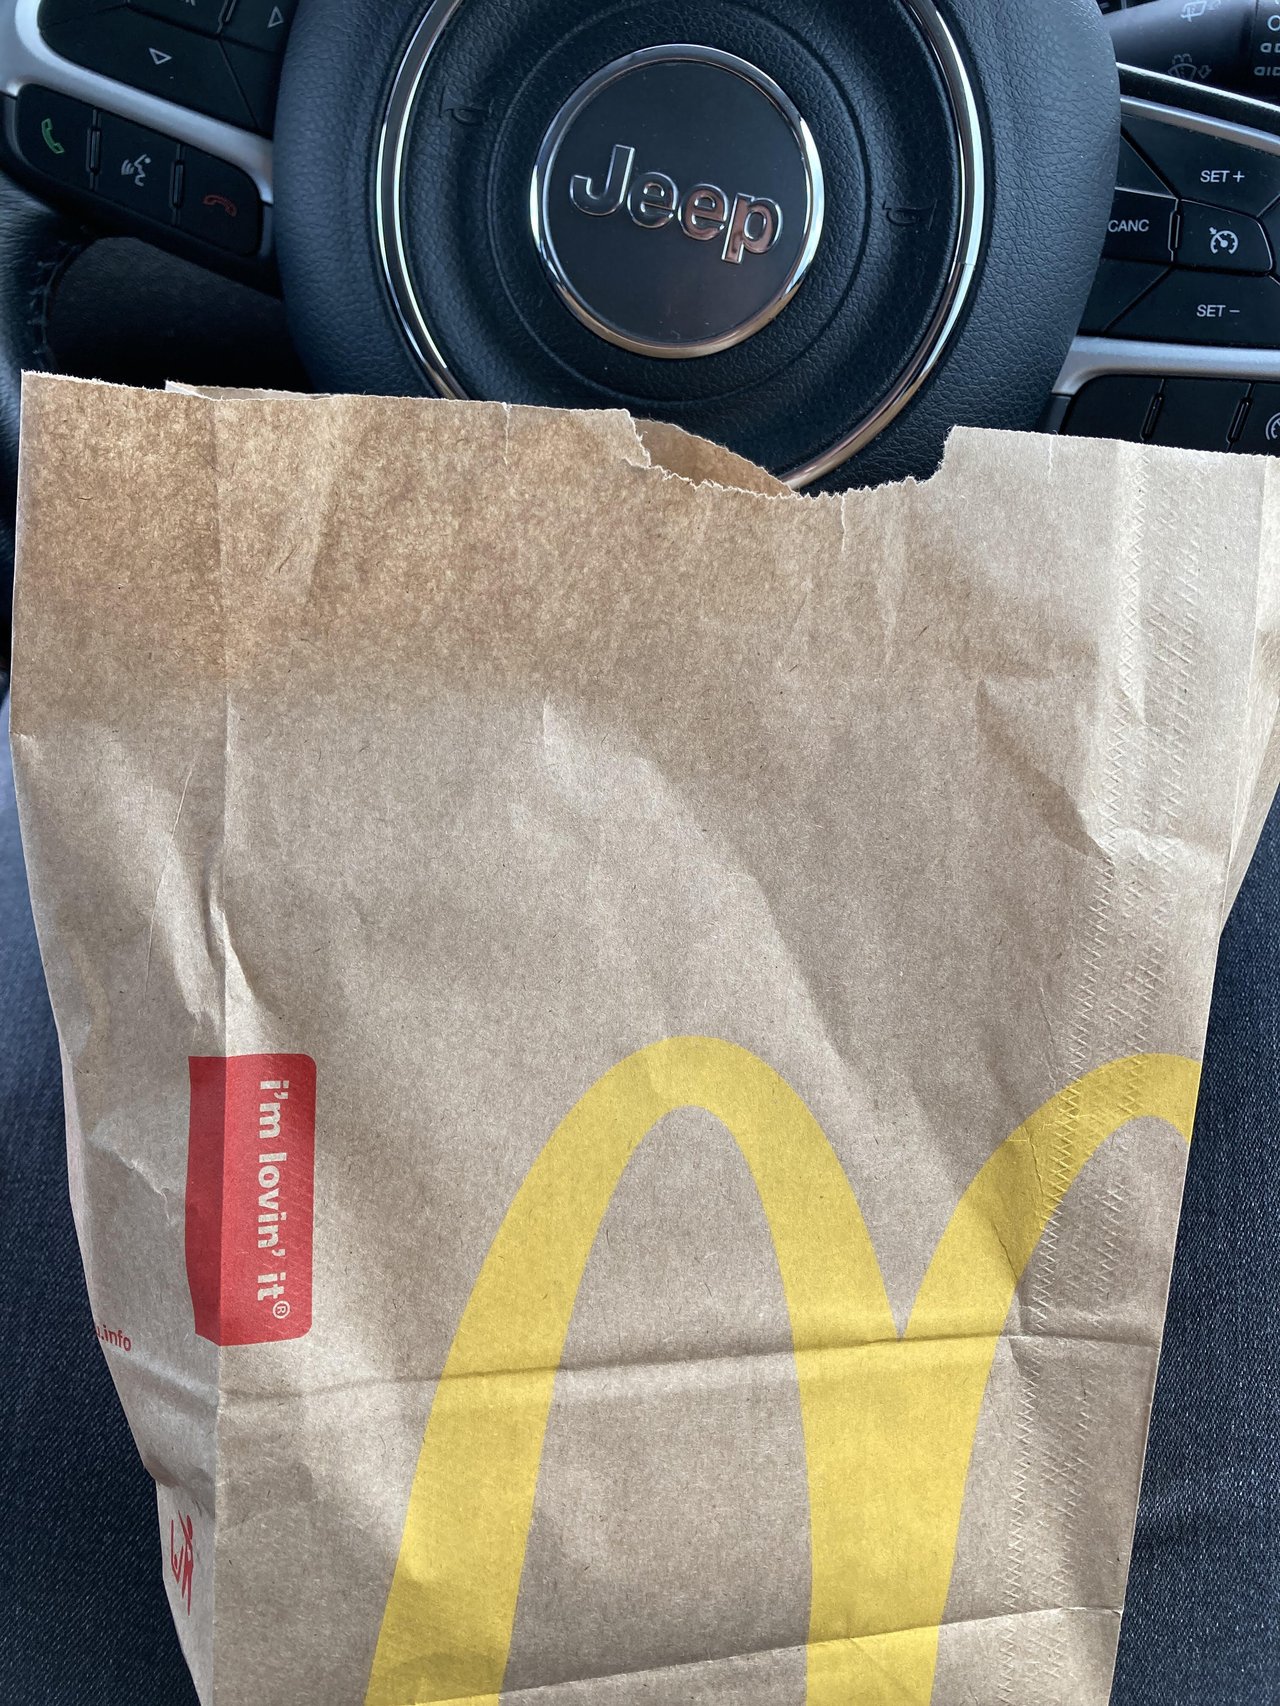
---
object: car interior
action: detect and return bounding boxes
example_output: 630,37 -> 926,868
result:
1,0 -> 1278,1700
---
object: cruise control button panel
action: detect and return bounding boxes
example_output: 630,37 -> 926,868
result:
1086,113 -> 1280,344
37,0 -> 294,138
6,83 -> 264,257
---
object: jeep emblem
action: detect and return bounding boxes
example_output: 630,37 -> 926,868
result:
532,45 -> 824,360
568,142 -> 785,267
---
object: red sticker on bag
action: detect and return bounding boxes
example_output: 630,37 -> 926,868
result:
185,1054 -> 316,1346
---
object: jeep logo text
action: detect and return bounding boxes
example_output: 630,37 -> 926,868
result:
569,142 -> 784,265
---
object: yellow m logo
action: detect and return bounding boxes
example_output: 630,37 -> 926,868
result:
365,1039 -> 1199,1706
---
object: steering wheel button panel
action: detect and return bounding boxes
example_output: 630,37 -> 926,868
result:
39,9 -> 256,129
176,142 -> 260,251
1124,113 -> 1280,213
1234,380 -> 1280,449
1177,199 -> 1273,270
95,106 -> 175,213
1148,374 -> 1250,447
1111,267 -> 1280,342
12,82 -> 94,184
5,81 -> 267,261
1104,187 -> 1177,262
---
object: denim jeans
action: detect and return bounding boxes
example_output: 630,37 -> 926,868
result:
1,690 -> 1276,1704
0,695 -> 196,1702
1112,805 -> 1280,1700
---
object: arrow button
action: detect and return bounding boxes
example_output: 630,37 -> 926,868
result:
41,12 -> 256,127
221,0 -> 297,53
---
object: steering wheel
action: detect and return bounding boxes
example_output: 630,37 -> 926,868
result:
3,0 -> 1280,521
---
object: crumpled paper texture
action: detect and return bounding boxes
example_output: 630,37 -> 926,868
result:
10,374 -> 1280,1705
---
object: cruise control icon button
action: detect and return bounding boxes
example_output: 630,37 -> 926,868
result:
1177,200 -> 1273,273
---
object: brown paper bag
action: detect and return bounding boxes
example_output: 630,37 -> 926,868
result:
10,373 -> 1280,1706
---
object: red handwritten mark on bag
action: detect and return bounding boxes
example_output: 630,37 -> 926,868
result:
185,1055 -> 316,1346
170,1513 -> 194,1613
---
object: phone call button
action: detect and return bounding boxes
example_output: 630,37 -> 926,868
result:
177,148 -> 261,255
13,86 -> 94,188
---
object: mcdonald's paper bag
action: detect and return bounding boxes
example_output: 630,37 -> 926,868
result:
11,373 -> 1280,1706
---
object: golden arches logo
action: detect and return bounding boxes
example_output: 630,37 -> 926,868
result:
365,1038 -> 1199,1706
